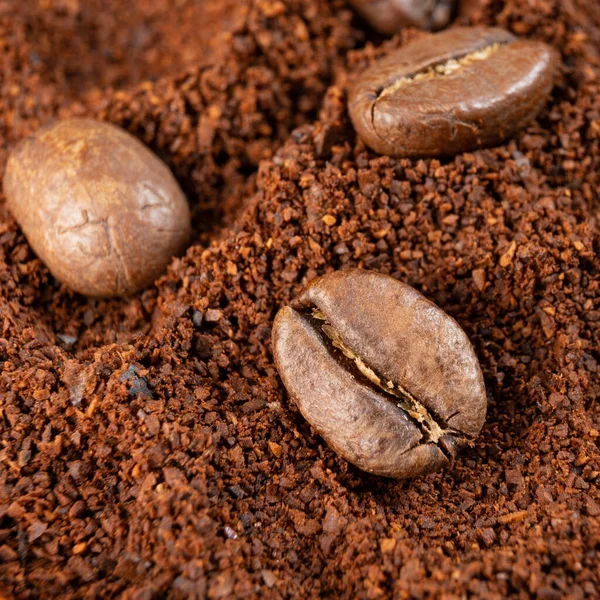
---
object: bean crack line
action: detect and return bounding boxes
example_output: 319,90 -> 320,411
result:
310,309 -> 462,452
377,42 -> 504,100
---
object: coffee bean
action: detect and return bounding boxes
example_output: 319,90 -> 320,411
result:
350,0 -> 455,35
272,270 -> 486,479
348,27 -> 557,157
3,118 -> 191,297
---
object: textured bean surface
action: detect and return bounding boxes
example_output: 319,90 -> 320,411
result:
3,119 -> 191,297
272,270 -> 486,478
349,27 -> 558,157
349,0 -> 455,35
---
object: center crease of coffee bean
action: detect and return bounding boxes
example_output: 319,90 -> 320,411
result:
376,42 -> 504,101
311,309 -> 463,456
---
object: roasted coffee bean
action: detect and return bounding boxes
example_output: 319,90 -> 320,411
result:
272,270 -> 486,479
350,0 -> 455,35
3,119 -> 191,297
348,27 -> 557,157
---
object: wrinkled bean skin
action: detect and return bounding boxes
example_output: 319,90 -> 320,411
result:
3,119 -> 191,297
272,270 -> 487,479
349,0 -> 455,35
348,27 -> 558,157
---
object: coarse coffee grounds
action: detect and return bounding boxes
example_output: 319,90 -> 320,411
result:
4,0 -> 243,97
0,0 -> 599,598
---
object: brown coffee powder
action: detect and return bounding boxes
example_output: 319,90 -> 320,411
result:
0,0 -> 599,598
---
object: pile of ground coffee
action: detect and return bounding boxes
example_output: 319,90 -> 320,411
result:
1,0 -> 599,598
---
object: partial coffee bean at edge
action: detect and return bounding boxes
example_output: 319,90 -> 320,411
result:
3,118 -> 191,297
349,0 -> 456,36
272,270 -> 487,479
348,26 -> 558,157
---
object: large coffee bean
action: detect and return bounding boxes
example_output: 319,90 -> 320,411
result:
3,119 -> 191,297
350,0 -> 455,35
272,270 -> 486,479
348,27 -> 557,157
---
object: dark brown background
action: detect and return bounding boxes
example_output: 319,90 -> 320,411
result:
0,0 -> 599,598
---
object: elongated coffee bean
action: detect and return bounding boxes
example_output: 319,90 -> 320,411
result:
272,270 -> 486,479
348,27 -> 557,157
350,0 -> 455,35
3,119 -> 191,297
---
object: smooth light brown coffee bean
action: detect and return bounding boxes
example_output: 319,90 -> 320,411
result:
350,0 -> 455,35
348,27 -> 557,157
3,119 -> 191,297
272,270 -> 486,479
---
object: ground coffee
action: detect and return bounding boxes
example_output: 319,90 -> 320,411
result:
0,0 -> 598,598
